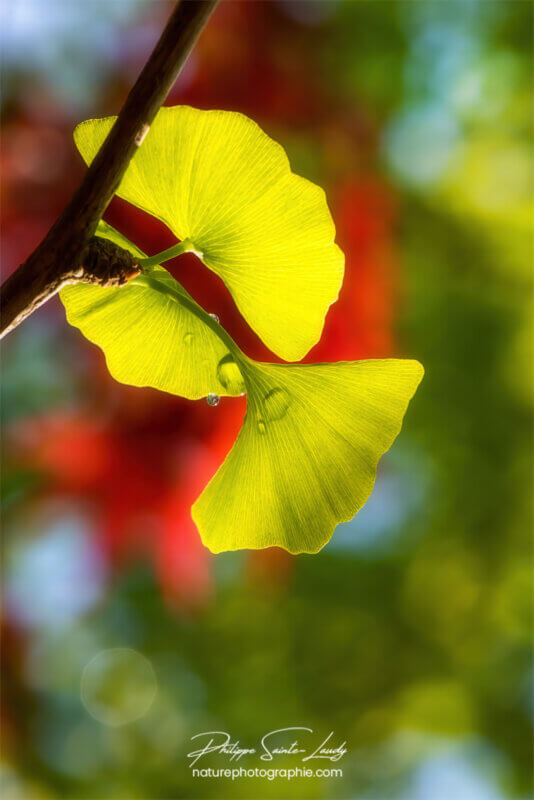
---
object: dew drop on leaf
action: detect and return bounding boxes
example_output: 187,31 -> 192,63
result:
184,332 -> 194,345
209,313 -> 220,323
206,393 -> 220,407
257,418 -> 266,434
217,354 -> 246,395
263,388 -> 290,421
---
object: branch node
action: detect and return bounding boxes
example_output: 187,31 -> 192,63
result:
67,237 -> 140,288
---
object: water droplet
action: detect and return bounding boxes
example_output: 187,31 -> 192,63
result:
184,332 -> 194,345
263,388 -> 290,421
257,418 -> 266,434
209,313 -> 220,323
206,393 -> 220,407
217,354 -> 246,395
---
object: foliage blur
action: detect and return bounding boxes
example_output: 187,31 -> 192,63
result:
1,1 -> 532,798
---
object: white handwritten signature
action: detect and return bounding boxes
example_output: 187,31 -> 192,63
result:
187,728 -> 347,767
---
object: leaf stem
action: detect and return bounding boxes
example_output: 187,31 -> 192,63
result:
138,238 -> 198,270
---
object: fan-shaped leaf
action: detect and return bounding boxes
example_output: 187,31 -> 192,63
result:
192,358 -> 424,553
60,223 -> 245,400
74,106 -> 344,361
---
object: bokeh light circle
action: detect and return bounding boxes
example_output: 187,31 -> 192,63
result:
80,648 -> 157,726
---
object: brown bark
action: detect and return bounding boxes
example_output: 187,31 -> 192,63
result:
1,0 -> 220,338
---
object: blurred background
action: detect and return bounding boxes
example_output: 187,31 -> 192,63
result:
1,1 -> 532,798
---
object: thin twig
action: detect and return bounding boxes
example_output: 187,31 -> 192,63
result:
0,0 -> 220,339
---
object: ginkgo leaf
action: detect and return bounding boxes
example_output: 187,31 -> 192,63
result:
192,358 -> 424,553
60,222 -> 246,400
74,106 -> 344,361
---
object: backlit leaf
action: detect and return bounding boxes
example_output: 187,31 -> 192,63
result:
192,358 -> 424,553
59,223 -> 245,400
74,106 -> 344,361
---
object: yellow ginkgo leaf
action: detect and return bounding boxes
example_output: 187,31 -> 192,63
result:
193,358 -> 424,553
74,106 -> 344,361
60,222 -> 246,400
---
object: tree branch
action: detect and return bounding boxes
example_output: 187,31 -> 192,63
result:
1,0 -> 220,339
